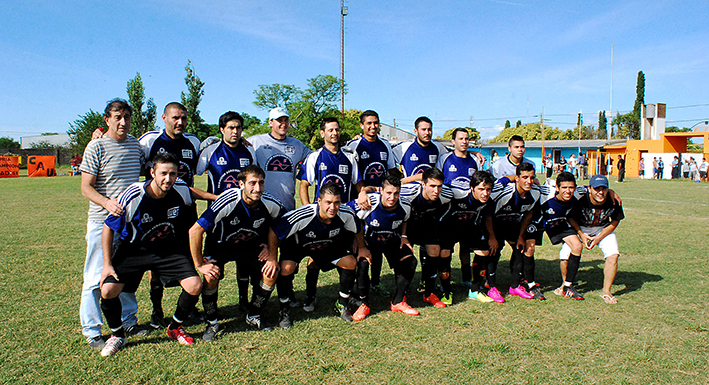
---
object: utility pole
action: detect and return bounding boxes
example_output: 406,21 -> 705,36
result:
340,1 -> 348,113
609,41 -> 613,139
540,107 -> 545,160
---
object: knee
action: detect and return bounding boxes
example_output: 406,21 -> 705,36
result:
339,256 -> 357,270
204,278 -> 219,290
280,261 -> 296,276
100,283 -> 121,300
605,254 -> 619,266
182,277 -> 202,296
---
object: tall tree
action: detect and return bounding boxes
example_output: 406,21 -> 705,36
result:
633,71 -> 645,119
598,111 -> 607,139
504,120 -> 511,129
126,72 -> 157,138
515,120 -> 522,128
180,60 -> 206,138
67,110 -> 106,153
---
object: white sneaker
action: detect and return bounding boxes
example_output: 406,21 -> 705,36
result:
100,335 -> 126,357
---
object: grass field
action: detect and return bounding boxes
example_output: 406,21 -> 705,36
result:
1,169 -> 708,384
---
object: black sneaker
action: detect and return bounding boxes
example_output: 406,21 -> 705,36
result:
125,324 -> 149,337
202,322 -> 221,342
348,297 -> 363,307
302,297 -> 317,312
246,314 -> 274,331
528,285 -> 546,301
150,311 -> 167,329
278,310 -> 293,329
86,336 -> 105,350
188,309 -> 205,325
334,301 -> 353,322
289,295 -> 301,308
563,285 -> 585,300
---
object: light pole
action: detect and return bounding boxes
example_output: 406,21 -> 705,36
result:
689,121 -> 708,130
340,1 -> 348,113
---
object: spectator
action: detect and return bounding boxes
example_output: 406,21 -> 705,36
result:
638,157 -> 645,179
578,152 -> 587,180
700,158 -> 708,182
568,154 -> 577,178
657,158 -> 664,179
682,159 -> 690,179
616,155 -> 625,183
652,157 -> 658,179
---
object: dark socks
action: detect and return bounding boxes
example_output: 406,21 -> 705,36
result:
305,267 -> 320,299
370,253 -> 383,287
237,276 -> 249,305
202,286 -> 219,322
101,296 -> 123,331
393,257 -> 417,304
460,253 -> 472,283
170,289 -> 199,330
356,258 -> 371,304
338,268 -> 356,306
510,248 -> 524,287
523,255 -> 536,287
423,257 -> 438,296
566,254 -> 581,284
439,257 -> 452,294
487,253 -> 501,288
277,274 -> 294,311
472,254 -> 487,290
249,281 -> 274,316
149,282 -> 164,315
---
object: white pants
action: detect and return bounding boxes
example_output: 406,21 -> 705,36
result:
80,220 -> 138,338
559,227 -> 619,260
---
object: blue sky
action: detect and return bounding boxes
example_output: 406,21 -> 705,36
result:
1,0 -> 708,141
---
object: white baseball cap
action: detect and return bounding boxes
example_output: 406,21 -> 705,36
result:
269,107 -> 289,120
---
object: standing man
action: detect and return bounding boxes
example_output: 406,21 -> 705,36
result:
578,152 -> 587,180
435,128 -> 481,288
617,155 -> 625,182
392,116 -> 449,185
700,158 -> 708,182
270,182 -> 369,327
249,107 -> 311,212
189,165 -> 286,337
197,111 -> 256,196
79,98 -> 144,350
657,157 -> 665,179
490,135 -> 536,180
562,175 -> 625,304
98,153 -> 202,356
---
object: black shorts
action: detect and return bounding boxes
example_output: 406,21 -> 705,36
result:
525,222 -> 544,246
439,223 -> 489,252
406,220 -> 440,246
204,243 -> 266,281
547,228 -> 577,245
105,243 -> 198,293
368,242 -> 414,269
279,237 -> 354,272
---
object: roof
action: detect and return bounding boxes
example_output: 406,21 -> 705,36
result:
480,139 -> 627,149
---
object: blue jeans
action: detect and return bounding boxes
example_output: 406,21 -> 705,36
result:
80,220 -> 138,339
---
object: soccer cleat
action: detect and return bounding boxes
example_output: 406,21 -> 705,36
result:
352,304 -> 371,321
245,314 -> 274,331
528,285 -> 546,300
391,300 -> 420,316
334,301 -> 353,322
371,284 -> 391,297
125,324 -> 149,337
487,287 -> 505,303
348,297 -> 363,308
188,309 -> 205,325
302,297 -> 317,312
289,294 -> 301,309
86,336 -> 105,350
150,311 -> 167,329
416,281 -> 425,293
562,285 -> 585,300
100,335 -> 126,357
440,292 -> 453,306
553,286 -> 565,296
469,290 -> 494,303
509,285 -> 535,299
167,326 -> 194,345
423,293 -> 446,308
202,322 -> 220,341
278,310 -> 293,329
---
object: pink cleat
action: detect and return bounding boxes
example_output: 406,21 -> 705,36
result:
487,287 -> 505,303
509,285 -> 535,299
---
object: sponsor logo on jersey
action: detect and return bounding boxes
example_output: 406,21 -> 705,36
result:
503,206 -> 513,212
266,155 -> 293,172
452,176 -> 471,190
306,231 -> 317,238
392,220 -> 402,229
412,164 -> 432,175
219,173 -> 239,190
429,155 -> 437,163
240,158 -> 250,167
284,145 -> 296,155
361,151 -> 370,159
329,228 -> 340,238
167,207 -> 180,219
253,218 -> 265,228
158,147 -> 166,153
458,203 -> 467,208
319,162 -> 328,171
143,222 -> 174,242
380,152 -> 388,160
521,204 -> 534,212
182,149 -> 193,159
141,213 -> 153,223
364,163 -> 386,180
449,165 -> 458,172
178,162 -> 192,183
304,240 -> 331,251
226,229 -> 258,244
322,174 -> 347,194
546,208 -> 556,215
410,153 -> 419,161
370,219 -> 380,227
217,157 -> 227,166
230,217 -> 240,225
527,224 -> 537,233
338,164 -> 348,174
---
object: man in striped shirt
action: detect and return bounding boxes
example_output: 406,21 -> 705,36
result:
79,98 -> 145,350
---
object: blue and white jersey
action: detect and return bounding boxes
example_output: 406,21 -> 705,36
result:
490,155 -> 536,179
272,203 -> 361,252
249,133 -> 311,211
436,152 -> 481,199
196,140 -> 256,195
105,179 -> 193,254
139,130 -> 201,187
441,193 -> 491,228
346,193 -> 411,246
197,188 -> 286,248
298,147 -> 361,201
345,136 -> 396,187
400,183 -> 452,224
490,177 -> 552,224
391,139 -> 449,178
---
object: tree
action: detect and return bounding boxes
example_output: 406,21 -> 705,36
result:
612,71 -> 644,140
598,111 -> 607,139
516,120 -> 522,128
0,136 -> 20,149
633,71 -> 645,119
252,74 -> 346,148
438,127 -> 481,141
126,72 -> 157,138
68,110 -> 106,153
504,120 -> 511,129
180,60 -> 207,139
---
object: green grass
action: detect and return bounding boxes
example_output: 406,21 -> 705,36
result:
1,174 -> 708,384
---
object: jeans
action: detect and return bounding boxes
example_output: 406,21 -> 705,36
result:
80,220 -> 138,338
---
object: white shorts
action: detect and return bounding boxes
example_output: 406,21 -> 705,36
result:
559,226 -> 619,260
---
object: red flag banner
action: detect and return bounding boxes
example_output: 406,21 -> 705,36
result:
0,156 -> 20,178
27,155 -> 56,177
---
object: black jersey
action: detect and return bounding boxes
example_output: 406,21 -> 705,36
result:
272,203 -> 361,253
400,183 -> 451,225
569,195 -> 625,229
441,193 -> 492,228
490,177 -> 552,224
347,193 -> 412,246
105,179 -> 193,254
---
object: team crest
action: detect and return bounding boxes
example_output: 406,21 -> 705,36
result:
338,164 -> 348,174
284,145 -> 296,155
429,155 -> 437,163
449,165 -> 457,172
329,229 -> 341,238
370,219 -> 380,227
141,213 -> 153,223
306,231 -> 317,238
230,217 -> 241,225
380,152 -> 388,160
182,149 -> 193,159
167,207 -> 180,219
240,158 -> 250,167
361,151 -> 370,159
319,162 -> 328,171
410,154 -> 419,161
253,218 -> 265,228
392,220 -> 402,229
546,208 -> 556,215
217,157 -> 227,166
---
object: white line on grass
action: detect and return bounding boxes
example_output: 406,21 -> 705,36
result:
623,197 -> 709,207
624,207 -> 709,220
